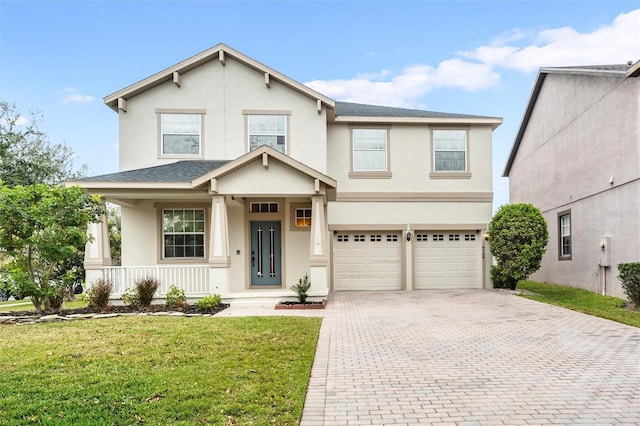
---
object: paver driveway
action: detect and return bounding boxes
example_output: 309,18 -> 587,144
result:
300,290 -> 640,425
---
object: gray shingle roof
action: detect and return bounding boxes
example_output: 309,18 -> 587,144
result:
543,64 -> 633,73
79,160 -> 229,183
335,101 -> 498,119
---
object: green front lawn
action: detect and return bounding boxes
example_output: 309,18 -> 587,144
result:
518,280 -> 640,328
0,316 -> 321,425
0,298 -> 87,313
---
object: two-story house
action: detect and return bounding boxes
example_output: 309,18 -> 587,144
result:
75,44 -> 502,302
504,62 -> 640,298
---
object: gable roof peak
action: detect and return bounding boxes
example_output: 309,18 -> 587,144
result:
104,43 -> 334,111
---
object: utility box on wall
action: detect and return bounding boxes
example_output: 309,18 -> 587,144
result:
598,236 -> 611,267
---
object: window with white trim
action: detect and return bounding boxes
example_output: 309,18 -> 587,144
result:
161,113 -> 201,155
162,209 -> 205,259
352,128 -> 388,172
559,212 -> 572,260
433,130 -> 467,172
248,115 -> 286,153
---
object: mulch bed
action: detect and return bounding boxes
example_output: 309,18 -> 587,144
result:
0,303 -> 229,318
275,299 -> 327,310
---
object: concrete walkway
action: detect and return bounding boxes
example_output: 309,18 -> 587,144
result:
220,290 -> 640,425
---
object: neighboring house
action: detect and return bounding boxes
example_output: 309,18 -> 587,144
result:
504,62 -> 640,298
74,44 -> 502,302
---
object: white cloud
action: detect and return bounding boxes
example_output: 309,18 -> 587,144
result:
461,9 -> 640,72
15,116 -> 29,126
59,87 -> 95,104
306,60 -> 499,108
304,9 -> 639,108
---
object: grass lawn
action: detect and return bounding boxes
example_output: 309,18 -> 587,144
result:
0,297 -> 87,313
0,315 -> 321,425
518,280 -> 640,328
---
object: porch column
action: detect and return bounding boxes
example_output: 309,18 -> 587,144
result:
208,196 -> 231,295
309,195 -> 329,296
84,214 -> 111,287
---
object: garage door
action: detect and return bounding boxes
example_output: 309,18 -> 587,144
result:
334,232 -> 402,290
414,231 -> 481,289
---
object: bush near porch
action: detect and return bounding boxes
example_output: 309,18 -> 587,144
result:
0,316 -> 321,425
517,280 -> 640,328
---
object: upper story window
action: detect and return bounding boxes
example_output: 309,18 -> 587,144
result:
352,128 -> 388,172
432,129 -> 468,174
248,115 -> 287,154
558,211 -> 572,260
349,127 -> 391,179
158,111 -> 204,157
433,130 -> 466,171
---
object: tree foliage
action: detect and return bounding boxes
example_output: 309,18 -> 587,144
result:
488,203 -> 549,290
0,100 -> 87,187
107,204 -> 121,266
618,263 -> 640,306
0,184 -> 104,312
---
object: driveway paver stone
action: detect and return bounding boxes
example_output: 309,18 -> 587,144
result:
297,290 -> 640,425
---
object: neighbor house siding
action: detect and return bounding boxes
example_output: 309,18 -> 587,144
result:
508,69 -> 640,298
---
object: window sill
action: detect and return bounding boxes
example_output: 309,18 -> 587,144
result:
349,171 -> 392,179
159,258 -> 208,264
558,256 -> 572,261
159,154 -> 204,160
429,172 -> 472,179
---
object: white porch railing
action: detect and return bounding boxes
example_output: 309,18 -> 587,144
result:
103,265 -> 210,297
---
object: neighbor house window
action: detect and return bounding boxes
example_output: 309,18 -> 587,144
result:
433,130 -> 467,172
559,211 -> 572,260
352,128 -> 388,172
162,209 -> 205,259
295,208 -> 312,228
160,113 -> 202,156
248,115 -> 286,154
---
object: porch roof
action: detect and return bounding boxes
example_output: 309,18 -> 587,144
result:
76,160 -> 230,184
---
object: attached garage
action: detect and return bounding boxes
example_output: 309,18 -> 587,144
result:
334,232 -> 403,290
414,231 -> 482,289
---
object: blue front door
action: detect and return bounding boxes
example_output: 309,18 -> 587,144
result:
250,221 -> 281,286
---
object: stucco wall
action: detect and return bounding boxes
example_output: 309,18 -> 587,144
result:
509,72 -> 640,298
327,123 -> 494,194
118,56 -> 327,173
121,201 -> 158,266
328,201 -> 492,226
531,182 -> 640,297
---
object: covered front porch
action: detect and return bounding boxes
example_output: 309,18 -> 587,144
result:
80,146 -> 337,304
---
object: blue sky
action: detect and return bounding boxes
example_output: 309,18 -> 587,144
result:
1,0 -> 639,209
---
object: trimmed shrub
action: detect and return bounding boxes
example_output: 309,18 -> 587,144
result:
136,277 -> 159,307
165,285 -> 187,308
618,263 -> 640,306
87,278 -> 112,310
290,273 -> 311,303
488,203 -> 549,290
197,294 -> 222,311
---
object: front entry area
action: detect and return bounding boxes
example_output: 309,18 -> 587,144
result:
250,221 -> 282,286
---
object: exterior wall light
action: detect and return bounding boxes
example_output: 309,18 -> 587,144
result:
406,231 -> 412,242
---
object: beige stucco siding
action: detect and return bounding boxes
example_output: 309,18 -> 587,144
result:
118,56 -> 328,173
120,202 -> 158,266
328,201 -> 491,226
217,160 -> 317,196
327,124 -> 493,193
